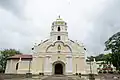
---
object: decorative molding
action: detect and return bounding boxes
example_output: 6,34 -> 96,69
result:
46,41 -> 72,52
51,60 -> 66,64
74,56 -> 79,58
66,55 -> 72,58
45,55 -> 52,57
38,56 -> 44,58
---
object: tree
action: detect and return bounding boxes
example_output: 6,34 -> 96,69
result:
95,54 -> 104,61
105,32 -> 120,70
86,56 -> 94,61
103,53 -> 112,64
0,49 -> 21,73
86,54 -> 105,62
86,53 -> 112,64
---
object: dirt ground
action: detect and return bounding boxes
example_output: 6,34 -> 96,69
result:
99,73 -> 120,80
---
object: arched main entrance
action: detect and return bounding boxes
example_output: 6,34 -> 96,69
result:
53,61 -> 65,75
55,63 -> 63,74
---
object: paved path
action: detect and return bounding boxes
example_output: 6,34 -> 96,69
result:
99,73 -> 120,80
4,75 -> 101,80
42,75 -> 84,80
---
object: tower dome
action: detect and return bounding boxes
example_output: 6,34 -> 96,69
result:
50,16 -> 68,41
52,16 -> 67,26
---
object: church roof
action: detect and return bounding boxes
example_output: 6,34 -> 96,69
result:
8,54 -> 32,60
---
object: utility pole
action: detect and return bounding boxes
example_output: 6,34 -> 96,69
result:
42,58 -> 44,75
76,64 -> 77,75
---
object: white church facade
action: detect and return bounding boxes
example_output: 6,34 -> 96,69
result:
5,17 -> 98,75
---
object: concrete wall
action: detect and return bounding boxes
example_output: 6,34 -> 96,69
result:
72,56 -> 86,74
5,59 -> 31,74
5,60 -> 19,74
86,62 -> 98,75
5,54 -> 88,75
17,60 -> 30,74
31,56 -> 44,74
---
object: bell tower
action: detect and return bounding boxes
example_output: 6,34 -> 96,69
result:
50,16 -> 68,41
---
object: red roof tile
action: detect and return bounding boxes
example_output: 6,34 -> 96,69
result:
8,54 -> 32,59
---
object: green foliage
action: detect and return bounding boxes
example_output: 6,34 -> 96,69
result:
0,49 -> 21,73
110,53 -> 120,70
86,54 -> 105,61
105,32 -> 120,53
105,32 -> 120,70
103,53 -> 112,64
95,54 -> 104,61
86,56 -> 94,61
86,53 -> 112,65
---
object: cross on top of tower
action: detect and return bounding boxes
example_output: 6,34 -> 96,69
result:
56,15 -> 62,20
58,15 -> 60,19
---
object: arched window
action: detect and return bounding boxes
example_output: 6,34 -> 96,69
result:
65,23 -> 67,25
57,36 -> 61,40
58,27 -> 60,31
16,63 -> 19,70
52,23 -> 54,25
52,26 -> 54,31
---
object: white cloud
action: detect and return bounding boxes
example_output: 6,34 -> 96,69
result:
0,0 -> 120,56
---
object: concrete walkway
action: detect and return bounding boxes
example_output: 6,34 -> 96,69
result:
42,75 -> 86,80
4,75 -> 101,80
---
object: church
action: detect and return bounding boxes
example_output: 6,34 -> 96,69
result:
5,17 -> 98,75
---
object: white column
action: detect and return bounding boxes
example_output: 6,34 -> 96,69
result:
66,55 -> 72,75
49,57 -> 52,72
44,55 -> 52,75
47,57 -> 52,74
44,57 -> 49,73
